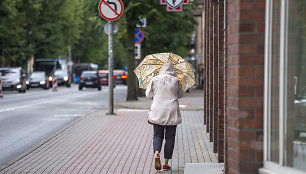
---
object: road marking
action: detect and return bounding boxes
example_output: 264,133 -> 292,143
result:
0,92 -> 98,113
70,101 -> 99,105
179,105 -> 187,108
0,104 -> 36,113
117,109 -> 149,112
54,114 -> 82,117
0,85 -> 127,113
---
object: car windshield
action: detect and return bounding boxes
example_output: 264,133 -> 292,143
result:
0,69 -> 19,77
54,70 -> 68,76
29,73 -> 45,80
99,73 -> 108,78
114,70 -> 124,75
82,72 -> 96,78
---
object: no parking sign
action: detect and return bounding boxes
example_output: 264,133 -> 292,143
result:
135,29 -> 144,44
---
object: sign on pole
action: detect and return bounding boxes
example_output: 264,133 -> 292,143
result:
135,44 -> 141,60
98,0 -> 124,115
135,29 -> 144,44
136,18 -> 147,28
104,22 -> 119,34
98,0 -> 124,21
160,0 -> 188,12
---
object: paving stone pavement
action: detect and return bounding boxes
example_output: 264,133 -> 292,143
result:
0,89 -> 222,174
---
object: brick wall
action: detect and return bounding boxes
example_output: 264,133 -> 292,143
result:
203,0 -> 265,172
226,0 -> 265,173
218,0 -> 225,163
203,0 -> 225,163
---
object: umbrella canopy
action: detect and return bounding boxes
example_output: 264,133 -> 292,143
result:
134,53 -> 195,91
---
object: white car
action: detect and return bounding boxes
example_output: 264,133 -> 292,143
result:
0,67 -> 27,93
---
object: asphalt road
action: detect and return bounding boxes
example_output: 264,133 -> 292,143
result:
0,84 -> 127,165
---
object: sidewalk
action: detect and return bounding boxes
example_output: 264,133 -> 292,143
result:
0,89 -> 223,174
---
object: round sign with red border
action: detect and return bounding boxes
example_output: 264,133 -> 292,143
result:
98,0 -> 124,21
135,29 -> 144,44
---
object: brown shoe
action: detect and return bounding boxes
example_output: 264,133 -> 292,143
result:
154,154 -> 161,170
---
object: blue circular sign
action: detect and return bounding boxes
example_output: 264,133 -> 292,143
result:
135,29 -> 144,44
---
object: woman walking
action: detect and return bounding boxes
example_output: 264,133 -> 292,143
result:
145,60 -> 183,171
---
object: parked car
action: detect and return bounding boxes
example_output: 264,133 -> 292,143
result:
53,70 -> 71,87
26,71 -> 49,89
294,86 -> 306,138
98,70 -> 116,88
0,67 -> 27,93
114,70 -> 127,85
79,71 -> 101,90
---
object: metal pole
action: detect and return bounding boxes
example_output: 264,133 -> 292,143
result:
0,73 -> 3,98
108,21 -> 114,115
68,45 -> 72,81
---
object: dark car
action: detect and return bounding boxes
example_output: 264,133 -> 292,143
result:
294,86 -> 306,138
79,71 -> 101,90
98,70 -> 116,88
0,67 -> 27,93
26,71 -> 50,89
53,70 -> 71,87
114,70 -> 127,85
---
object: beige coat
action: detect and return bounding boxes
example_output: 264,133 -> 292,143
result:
145,61 -> 183,125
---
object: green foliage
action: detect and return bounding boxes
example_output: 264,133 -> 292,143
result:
0,0 -> 27,67
0,0 -> 196,73
143,5 -> 196,57
35,0 -> 83,58
119,0 -> 196,100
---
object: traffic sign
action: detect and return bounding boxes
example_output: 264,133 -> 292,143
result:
104,22 -> 119,34
136,18 -> 147,28
135,44 -> 141,59
98,0 -> 124,21
160,0 -> 188,12
135,29 -> 144,44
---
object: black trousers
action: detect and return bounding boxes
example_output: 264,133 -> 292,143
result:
153,124 -> 177,159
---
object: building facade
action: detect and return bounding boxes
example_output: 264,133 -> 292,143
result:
194,0 -> 306,173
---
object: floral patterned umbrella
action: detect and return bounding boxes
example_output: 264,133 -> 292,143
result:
134,53 -> 195,91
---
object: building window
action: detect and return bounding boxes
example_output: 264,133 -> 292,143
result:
269,0 -> 281,163
263,0 -> 306,173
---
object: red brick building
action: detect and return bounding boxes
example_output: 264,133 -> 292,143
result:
194,0 -> 306,173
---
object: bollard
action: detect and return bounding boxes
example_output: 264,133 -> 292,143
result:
52,74 -> 58,91
0,73 -> 3,98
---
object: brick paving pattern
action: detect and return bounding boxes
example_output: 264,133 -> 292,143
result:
0,90 -> 221,174
0,111 -> 113,174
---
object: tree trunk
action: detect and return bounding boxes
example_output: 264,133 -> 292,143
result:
126,24 -> 138,101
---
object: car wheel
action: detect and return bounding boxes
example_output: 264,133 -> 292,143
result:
98,86 -> 101,91
66,83 -> 71,88
79,86 -> 83,90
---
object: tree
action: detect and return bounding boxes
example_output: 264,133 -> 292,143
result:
121,0 -> 196,101
35,0 -> 83,59
143,5 -> 196,57
0,0 -> 28,67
